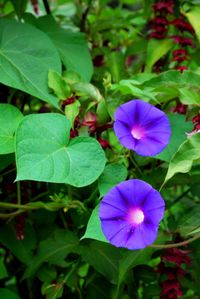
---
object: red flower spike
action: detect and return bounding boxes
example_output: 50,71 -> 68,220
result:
97,137 -> 111,149
162,248 -> 191,266
153,16 -> 168,25
173,102 -> 187,114
171,36 -> 193,47
175,65 -> 188,72
172,55 -> 189,63
70,129 -> 79,139
171,18 -> 194,33
192,114 -> 200,123
31,0 -> 39,15
172,49 -> 187,57
153,1 -> 174,14
194,123 -> 200,131
149,32 -> 167,39
82,112 -> 97,134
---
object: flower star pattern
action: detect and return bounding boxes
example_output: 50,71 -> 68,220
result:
99,179 -> 165,250
113,99 -> 171,156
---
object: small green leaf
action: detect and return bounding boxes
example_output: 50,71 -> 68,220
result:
65,100 -> 80,129
81,205 -> 107,242
72,82 -> 102,101
0,104 -> 23,154
145,38 -> 173,72
98,163 -> 128,197
184,6 -> 200,42
48,70 -> 71,100
164,133 -> 200,184
16,113 -> 106,187
155,114 -> 193,162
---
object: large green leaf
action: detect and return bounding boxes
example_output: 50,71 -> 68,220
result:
164,133 -> 200,184
145,38 -> 173,72
80,241 -> 123,284
143,70 -> 200,90
24,229 -> 78,278
0,224 -> 36,264
98,163 -> 128,197
0,104 -> 23,154
155,114 -> 193,162
34,16 -> 93,82
16,113 -> 106,187
0,19 -> 61,107
0,289 -> 20,299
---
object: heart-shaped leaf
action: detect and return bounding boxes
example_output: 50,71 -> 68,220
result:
0,19 -> 61,107
0,104 -> 23,154
16,113 -> 106,187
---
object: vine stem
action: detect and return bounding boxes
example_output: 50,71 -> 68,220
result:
150,233 -> 200,249
42,0 -> 51,14
17,181 -> 21,205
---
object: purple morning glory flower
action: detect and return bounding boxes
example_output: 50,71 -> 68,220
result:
113,99 -> 171,156
99,179 -> 165,250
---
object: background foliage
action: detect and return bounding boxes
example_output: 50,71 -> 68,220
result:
0,0 -> 200,298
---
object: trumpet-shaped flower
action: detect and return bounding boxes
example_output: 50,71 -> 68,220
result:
114,99 -> 171,156
99,179 -> 165,250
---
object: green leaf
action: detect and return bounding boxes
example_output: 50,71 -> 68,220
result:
0,154 -> 15,171
72,82 -> 102,101
179,87 -> 200,105
80,241 -> 123,284
145,39 -> 173,72
0,104 -> 23,154
48,70 -> 71,100
164,133 -> 200,184
35,16 -> 93,82
118,248 -> 153,287
64,100 -> 80,129
143,70 -> 200,90
16,113 -> 106,187
178,206 -> 200,236
81,205 -> 107,242
0,224 -> 36,264
10,0 -> 27,18
111,80 -> 157,102
184,6 -> 200,42
98,163 -> 128,197
0,256 -> 8,280
0,19 -> 61,108
155,114 -> 193,162
24,229 -> 78,278
0,289 -> 20,299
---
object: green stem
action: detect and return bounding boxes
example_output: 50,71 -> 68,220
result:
17,182 -> 21,205
0,168 -> 16,177
150,233 -> 200,249
129,152 -> 143,176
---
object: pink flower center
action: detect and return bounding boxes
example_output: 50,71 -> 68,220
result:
129,209 -> 144,225
131,127 -> 144,140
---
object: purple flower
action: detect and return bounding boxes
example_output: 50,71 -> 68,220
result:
99,179 -> 165,250
114,99 -> 171,156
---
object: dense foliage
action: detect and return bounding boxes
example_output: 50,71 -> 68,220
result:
0,0 -> 200,298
